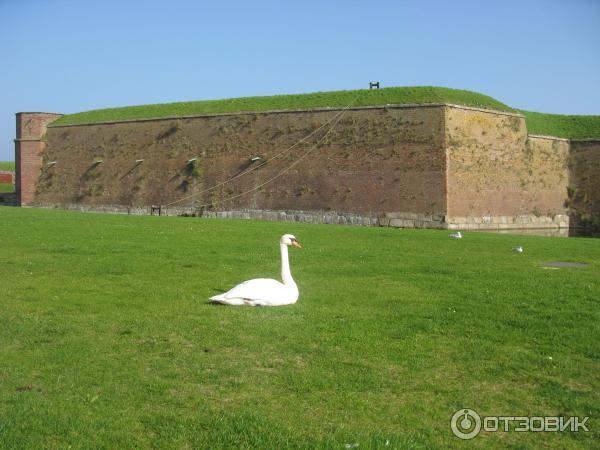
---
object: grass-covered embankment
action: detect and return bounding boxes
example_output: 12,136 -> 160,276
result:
0,207 -> 598,448
519,110 -> 600,140
50,86 -> 600,140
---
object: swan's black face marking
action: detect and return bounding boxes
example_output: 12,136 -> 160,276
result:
291,238 -> 302,248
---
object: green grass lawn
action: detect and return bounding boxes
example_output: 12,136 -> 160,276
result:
0,183 -> 14,193
0,207 -> 598,449
49,86 -> 600,139
0,161 -> 15,171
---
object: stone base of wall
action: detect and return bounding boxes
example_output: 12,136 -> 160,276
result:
0,193 -> 17,206
379,212 -> 446,229
34,204 -> 380,226
445,214 -> 569,230
30,204 -> 571,232
202,209 -> 379,226
379,212 -> 569,230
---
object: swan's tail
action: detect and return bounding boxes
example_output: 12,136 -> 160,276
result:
209,294 -> 246,306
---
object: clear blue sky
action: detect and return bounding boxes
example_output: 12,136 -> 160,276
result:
1,0 -> 599,161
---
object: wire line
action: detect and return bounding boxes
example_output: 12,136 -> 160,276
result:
167,97 -> 358,212
163,106 -> 352,207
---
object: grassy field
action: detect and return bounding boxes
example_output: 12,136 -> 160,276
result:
0,184 -> 14,193
0,161 -> 15,171
0,207 -> 598,449
49,86 -> 600,139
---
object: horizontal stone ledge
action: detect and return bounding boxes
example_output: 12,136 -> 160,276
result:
445,215 -> 570,230
446,214 -> 569,224
30,204 -> 381,226
20,204 -> 579,231
528,134 -> 571,142
384,212 -> 445,222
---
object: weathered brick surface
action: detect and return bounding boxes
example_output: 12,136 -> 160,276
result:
34,106 -> 447,217
15,112 -> 62,206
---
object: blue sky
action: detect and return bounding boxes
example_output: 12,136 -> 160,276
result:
1,0 -> 599,161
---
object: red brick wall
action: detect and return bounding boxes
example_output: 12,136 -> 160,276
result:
15,112 -> 62,206
0,172 -> 13,183
35,107 -> 447,216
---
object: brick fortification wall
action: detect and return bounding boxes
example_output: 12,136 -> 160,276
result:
15,105 -> 600,231
33,106 -> 447,221
15,112 -> 63,206
568,140 -> 600,230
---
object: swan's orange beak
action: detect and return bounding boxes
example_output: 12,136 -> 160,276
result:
291,239 -> 302,248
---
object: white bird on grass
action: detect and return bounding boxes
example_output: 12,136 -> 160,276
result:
513,246 -> 524,253
449,231 -> 463,239
210,234 -> 302,306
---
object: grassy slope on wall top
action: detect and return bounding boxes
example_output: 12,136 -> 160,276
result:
50,86 -> 514,124
518,110 -> 600,140
51,86 -> 600,139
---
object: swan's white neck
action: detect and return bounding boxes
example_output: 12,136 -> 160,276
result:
280,243 -> 296,287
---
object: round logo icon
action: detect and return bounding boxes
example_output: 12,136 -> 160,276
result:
451,408 -> 481,440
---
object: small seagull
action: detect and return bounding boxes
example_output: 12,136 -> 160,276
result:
449,231 -> 463,239
513,246 -> 524,253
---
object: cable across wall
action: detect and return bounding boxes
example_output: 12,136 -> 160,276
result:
162,97 -> 358,211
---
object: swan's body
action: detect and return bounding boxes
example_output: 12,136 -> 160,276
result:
449,231 -> 463,239
210,234 -> 301,306
513,246 -> 524,253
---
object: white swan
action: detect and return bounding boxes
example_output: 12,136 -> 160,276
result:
210,234 -> 302,306
449,231 -> 463,239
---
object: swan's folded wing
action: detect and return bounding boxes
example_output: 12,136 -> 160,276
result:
220,278 -> 286,301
